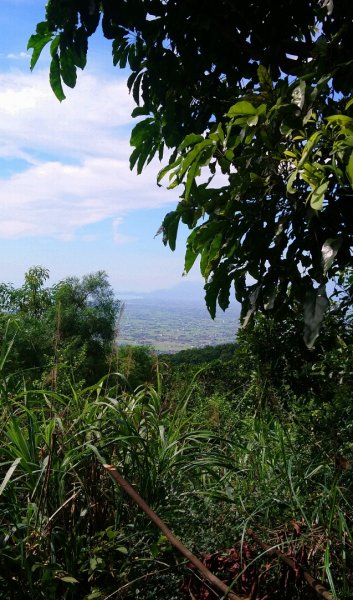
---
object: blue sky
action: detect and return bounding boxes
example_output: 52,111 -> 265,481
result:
0,0 -> 203,293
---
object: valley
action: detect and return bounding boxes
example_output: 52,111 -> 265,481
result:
117,297 -> 240,352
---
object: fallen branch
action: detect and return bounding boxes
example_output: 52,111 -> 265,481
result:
103,463 -> 245,600
247,528 -> 334,600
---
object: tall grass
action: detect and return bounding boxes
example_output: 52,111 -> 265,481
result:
0,365 -> 233,598
0,335 -> 352,598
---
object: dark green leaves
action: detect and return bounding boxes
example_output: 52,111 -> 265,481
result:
49,55 -> 66,101
60,49 -> 77,89
161,212 -> 180,251
28,13 -> 89,100
30,0 -> 353,340
130,116 -> 165,173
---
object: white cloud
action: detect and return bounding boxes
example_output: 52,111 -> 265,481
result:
0,69 -> 135,160
0,68 -> 180,240
7,52 -> 29,60
112,218 -> 135,244
0,156 -> 176,239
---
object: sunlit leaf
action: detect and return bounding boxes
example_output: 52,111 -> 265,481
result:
227,101 -> 257,117
322,238 -> 342,274
310,181 -> 328,210
346,150 -> 353,188
0,458 -> 21,496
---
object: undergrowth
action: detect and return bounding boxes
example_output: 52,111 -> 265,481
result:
0,327 -> 352,598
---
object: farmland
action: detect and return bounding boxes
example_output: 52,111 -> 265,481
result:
117,297 -> 240,352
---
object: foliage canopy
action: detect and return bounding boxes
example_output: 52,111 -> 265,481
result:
30,0 -> 353,343
0,267 -> 120,387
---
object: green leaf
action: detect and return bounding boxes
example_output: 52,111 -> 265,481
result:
257,64 -> 272,90
346,150 -> 353,188
177,139 -> 215,182
131,106 -> 150,118
297,130 -> 322,168
50,35 -> 60,58
86,592 -> 102,600
291,80 -> 306,110
49,55 -> 66,101
184,159 -> 201,201
247,114 -> 259,127
60,49 -> 77,88
27,33 -> 53,70
303,285 -> 329,348
321,238 -> 342,274
162,212 -> 180,251
184,244 -> 198,274
208,232 -> 223,264
178,134 -> 204,151
227,101 -> 257,117
0,458 -> 21,496
326,114 -> 353,127
87,444 -> 107,465
59,576 -> 79,584
310,181 -> 328,210
73,27 -> 88,69
157,157 -> 182,184
287,170 -> 298,194
130,118 -> 154,147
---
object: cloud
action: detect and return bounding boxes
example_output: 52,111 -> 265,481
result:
0,68 -> 180,240
7,52 -> 29,60
0,156 -> 176,239
0,69 -> 135,160
112,218 -> 135,245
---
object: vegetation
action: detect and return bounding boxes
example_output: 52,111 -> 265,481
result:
0,274 -> 352,598
1,2 -> 352,598
0,267 -> 120,389
30,0 -> 353,341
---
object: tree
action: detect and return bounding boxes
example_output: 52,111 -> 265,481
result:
0,268 -> 120,387
51,271 -> 121,385
29,1 -> 353,343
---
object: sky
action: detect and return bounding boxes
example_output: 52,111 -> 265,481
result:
0,0 -> 204,293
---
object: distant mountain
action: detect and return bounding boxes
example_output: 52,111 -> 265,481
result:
146,279 -> 206,302
118,279 -> 240,308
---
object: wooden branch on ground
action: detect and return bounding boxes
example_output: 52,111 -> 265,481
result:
103,463 -> 245,600
247,528 -> 334,600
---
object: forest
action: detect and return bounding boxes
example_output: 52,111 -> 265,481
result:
1,0 -> 353,598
